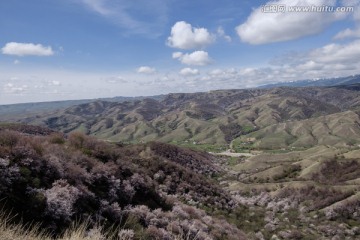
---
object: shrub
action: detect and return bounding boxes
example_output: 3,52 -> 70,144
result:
68,132 -> 86,149
49,133 -> 65,144
312,159 -> 360,184
0,130 -> 19,149
105,118 -> 114,129
0,125 -> 246,239
43,179 -> 81,221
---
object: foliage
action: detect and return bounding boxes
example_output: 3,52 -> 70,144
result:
0,126 -> 245,239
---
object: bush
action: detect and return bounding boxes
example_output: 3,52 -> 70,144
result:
0,126 -> 245,239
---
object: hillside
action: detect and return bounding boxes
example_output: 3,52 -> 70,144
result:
234,110 -> 360,149
0,125 -> 245,239
3,81 -> 360,239
10,84 -> 360,151
3,83 -> 360,239
2,125 -> 360,239
0,95 -> 164,119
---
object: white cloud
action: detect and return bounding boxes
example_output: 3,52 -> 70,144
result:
51,80 -> 61,86
334,1 -> 360,39
236,0 -> 347,44
172,52 -> 183,59
268,39 -> 360,78
197,39 -> 360,88
334,27 -> 360,39
137,66 -> 156,74
179,68 -> 200,76
308,40 -> 360,64
173,51 -> 212,66
1,42 -> 54,56
104,76 -> 128,84
79,0 -> 168,36
13,60 -> 20,65
217,27 -> 232,42
200,67 -> 277,88
81,0 -> 111,15
3,83 -> 28,94
296,60 -> 323,71
209,69 -> 223,76
167,21 -> 214,49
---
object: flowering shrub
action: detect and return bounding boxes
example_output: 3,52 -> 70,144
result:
43,179 -> 81,221
0,126 -> 246,239
0,158 -> 20,192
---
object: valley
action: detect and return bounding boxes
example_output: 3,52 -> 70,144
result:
3,0 -> 360,238
7,84 -> 360,151
1,83 -> 360,239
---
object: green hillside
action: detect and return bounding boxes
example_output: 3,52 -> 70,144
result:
10,85 -> 360,151
2,83 -> 360,239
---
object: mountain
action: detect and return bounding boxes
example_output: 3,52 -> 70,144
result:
2,83 -> 360,239
258,74 -> 360,88
0,95 -> 164,117
10,84 -> 360,151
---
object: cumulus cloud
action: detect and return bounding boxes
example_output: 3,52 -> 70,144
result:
179,68 -> 200,76
137,66 -> 156,74
307,40 -> 360,65
172,51 -> 212,66
198,67 -> 277,89
236,0 -> 347,44
167,21 -> 214,49
1,42 -> 54,56
197,39 -> 360,88
269,39 -> 360,78
217,27 -> 232,42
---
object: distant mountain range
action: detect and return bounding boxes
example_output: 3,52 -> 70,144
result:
0,95 -> 164,116
7,82 -> 360,150
2,77 -> 360,239
1,74 -> 359,116
258,74 -> 360,88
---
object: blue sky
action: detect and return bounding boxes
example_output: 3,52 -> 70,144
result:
1,0 -> 360,104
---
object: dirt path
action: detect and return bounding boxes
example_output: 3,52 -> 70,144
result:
211,149 -> 256,157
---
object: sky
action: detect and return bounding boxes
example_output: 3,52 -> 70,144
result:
1,0 -> 360,104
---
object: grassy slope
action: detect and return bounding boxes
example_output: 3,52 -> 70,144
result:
2,85 -> 360,238
6,85 -> 359,150
232,110 -> 360,150
219,144 -> 360,239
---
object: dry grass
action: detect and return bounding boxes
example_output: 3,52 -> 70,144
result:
0,212 -> 201,240
0,211 -> 51,240
0,212 -> 112,240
